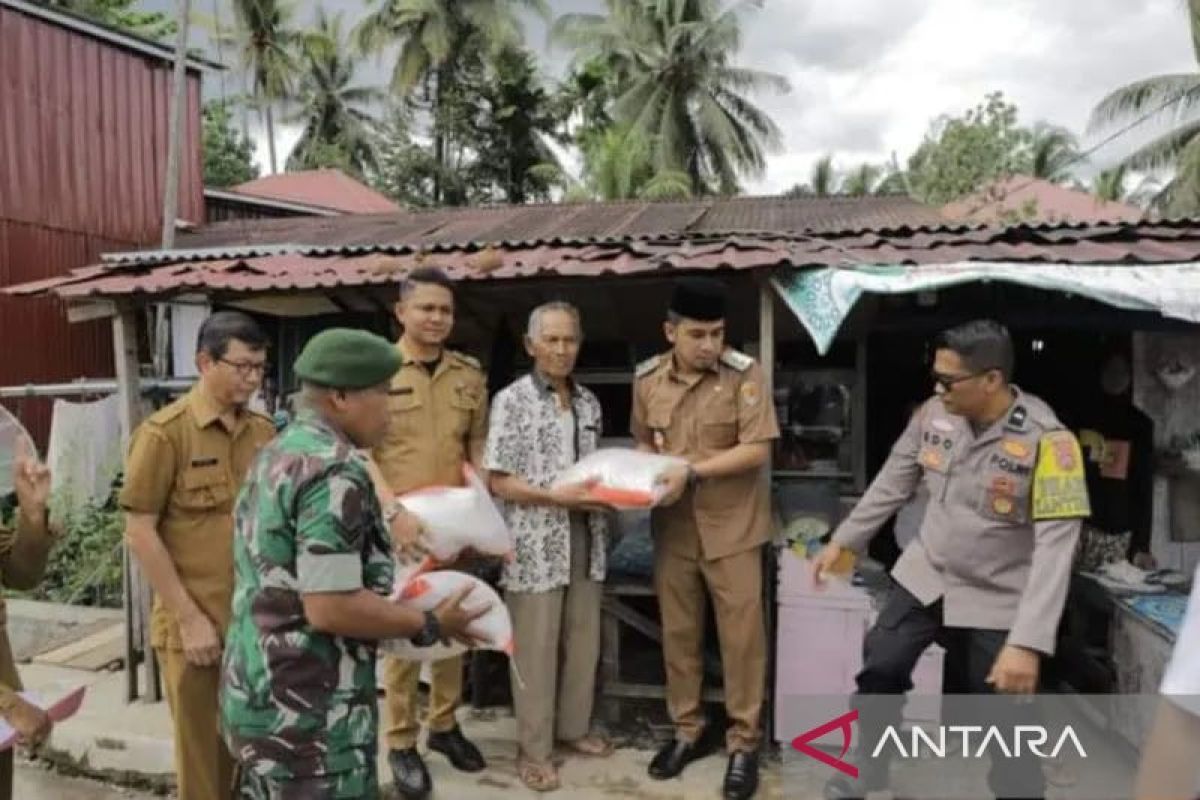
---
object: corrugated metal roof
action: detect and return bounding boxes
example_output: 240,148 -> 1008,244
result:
942,175 -> 1145,225
10,218 -> 1200,301
166,194 -> 949,252
231,170 -> 402,214
0,0 -> 222,71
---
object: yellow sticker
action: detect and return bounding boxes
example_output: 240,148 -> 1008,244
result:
741,381 -> 760,406
1002,439 -> 1030,459
993,497 -> 1014,515
920,449 -> 943,470
1032,432 -> 1091,520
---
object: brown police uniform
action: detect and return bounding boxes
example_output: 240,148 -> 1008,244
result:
631,348 -> 779,753
119,387 -> 275,800
0,510 -> 55,800
372,341 -> 488,750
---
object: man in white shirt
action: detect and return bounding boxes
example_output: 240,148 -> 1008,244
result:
1135,562 -> 1200,800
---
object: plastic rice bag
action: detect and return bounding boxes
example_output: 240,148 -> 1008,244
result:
380,570 -> 514,662
551,448 -> 687,509
399,466 -> 514,568
0,407 -> 36,497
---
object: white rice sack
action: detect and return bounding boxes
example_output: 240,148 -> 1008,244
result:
552,448 -> 687,509
379,570 -> 513,661
399,466 -> 514,564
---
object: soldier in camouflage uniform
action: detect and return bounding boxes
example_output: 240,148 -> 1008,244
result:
220,328 -> 482,799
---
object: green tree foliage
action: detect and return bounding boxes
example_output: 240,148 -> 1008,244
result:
43,0 -> 175,40
286,10 -> 382,178
553,0 -> 788,195
1090,0 -> 1200,215
202,100 -> 259,187
905,92 -> 1033,205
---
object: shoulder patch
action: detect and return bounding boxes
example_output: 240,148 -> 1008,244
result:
1032,430 -> 1091,520
1003,404 -> 1029,432
146,397 -> 188,427
720,349 -> 754,372
635,355 -> 661,378
451,351 -> 481,371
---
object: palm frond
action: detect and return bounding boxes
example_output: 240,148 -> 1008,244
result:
1088,74 -> 1200,131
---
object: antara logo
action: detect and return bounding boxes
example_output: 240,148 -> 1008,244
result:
790,711 -> 1088,777
790,710 -> 859,778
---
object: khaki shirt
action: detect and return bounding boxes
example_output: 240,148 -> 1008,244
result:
0,510 -> 54,701
631,350 -> 780,561
373,342 -> 488,494
833,388 -> 1089,655
119,387 -> 275,650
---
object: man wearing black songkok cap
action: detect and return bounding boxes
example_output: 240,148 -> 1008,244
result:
630,276 -> 780,800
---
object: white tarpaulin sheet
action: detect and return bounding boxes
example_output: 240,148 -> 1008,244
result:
773,261 -> 1200,354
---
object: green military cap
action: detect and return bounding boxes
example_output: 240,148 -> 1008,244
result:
293,328 -> 401,389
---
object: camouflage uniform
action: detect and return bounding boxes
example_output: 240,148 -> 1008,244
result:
220,409 -> 393,799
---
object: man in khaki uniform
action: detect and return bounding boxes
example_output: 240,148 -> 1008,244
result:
815,320 -> 1089,800
632,278 -> 779,800
121,311 -> 276,800
0,437 -> 55,800
373,266 -> 489,800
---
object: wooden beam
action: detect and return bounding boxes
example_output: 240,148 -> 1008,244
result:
67,300 -> 117,324
113,308 -> 161,703
854,338 -> 868,493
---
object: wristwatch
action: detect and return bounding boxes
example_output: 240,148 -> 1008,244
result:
409,609 -> 442,647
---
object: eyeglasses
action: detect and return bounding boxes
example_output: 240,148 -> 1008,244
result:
931,369 -> 992,391
219,359 -> 268,377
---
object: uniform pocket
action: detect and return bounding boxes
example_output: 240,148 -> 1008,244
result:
175,465 -> 232,511
701,421 -> 738,448
976,472 -> 1032,524
387,391 -> 424,437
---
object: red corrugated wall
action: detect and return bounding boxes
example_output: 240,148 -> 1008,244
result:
0,3 -> 204,445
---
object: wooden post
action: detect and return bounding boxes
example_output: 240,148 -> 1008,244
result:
758,277 -> 776,391
113,308 -> 161,702
854,338 -> 869,493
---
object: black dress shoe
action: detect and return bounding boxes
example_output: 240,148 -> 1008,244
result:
648,736 -> 709,780
388,747 -> 431,800
723,751 -> 759,800
427,726 -> 487,773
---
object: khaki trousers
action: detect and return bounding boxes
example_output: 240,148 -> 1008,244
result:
157,647 -> 236,800
654,543 -> 766,752
506,520 -> 602,762
381,653 -> 464,750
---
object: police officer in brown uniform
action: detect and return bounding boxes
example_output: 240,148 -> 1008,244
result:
815,320 -> 1090,800
632,277 -> 779,800
0,437 -> 55,800
373,267 -> 489,799
121,311 -> 276,800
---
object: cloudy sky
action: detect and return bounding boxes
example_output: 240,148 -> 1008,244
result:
178,0 -> 1198,194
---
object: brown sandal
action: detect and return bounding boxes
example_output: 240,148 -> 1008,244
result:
517,755 -> 560,792
558,734 -> 614,758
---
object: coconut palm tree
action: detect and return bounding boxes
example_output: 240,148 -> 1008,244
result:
1089,0 -> 1200,214
1027,123 -> 1080,183
228,0 -> 300,174
286,10 -> 383,177
841,162 -> 883,196
355,0 -> 548,203
1092,166 -> 1130,203
553,0 -> 789,194
578,126 -> 691,201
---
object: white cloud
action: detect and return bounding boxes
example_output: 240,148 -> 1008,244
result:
185,0 -> 1196,192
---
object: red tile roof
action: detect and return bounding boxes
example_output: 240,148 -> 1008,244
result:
942,175 -> 1144,225
10,219 -> 1200,301
231,169 -> 401,215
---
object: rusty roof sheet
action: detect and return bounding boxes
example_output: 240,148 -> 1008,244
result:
167,194 -> 948,253
9,218 -> 1200,301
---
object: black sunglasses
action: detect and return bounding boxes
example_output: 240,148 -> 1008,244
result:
931,369 -> 997,391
